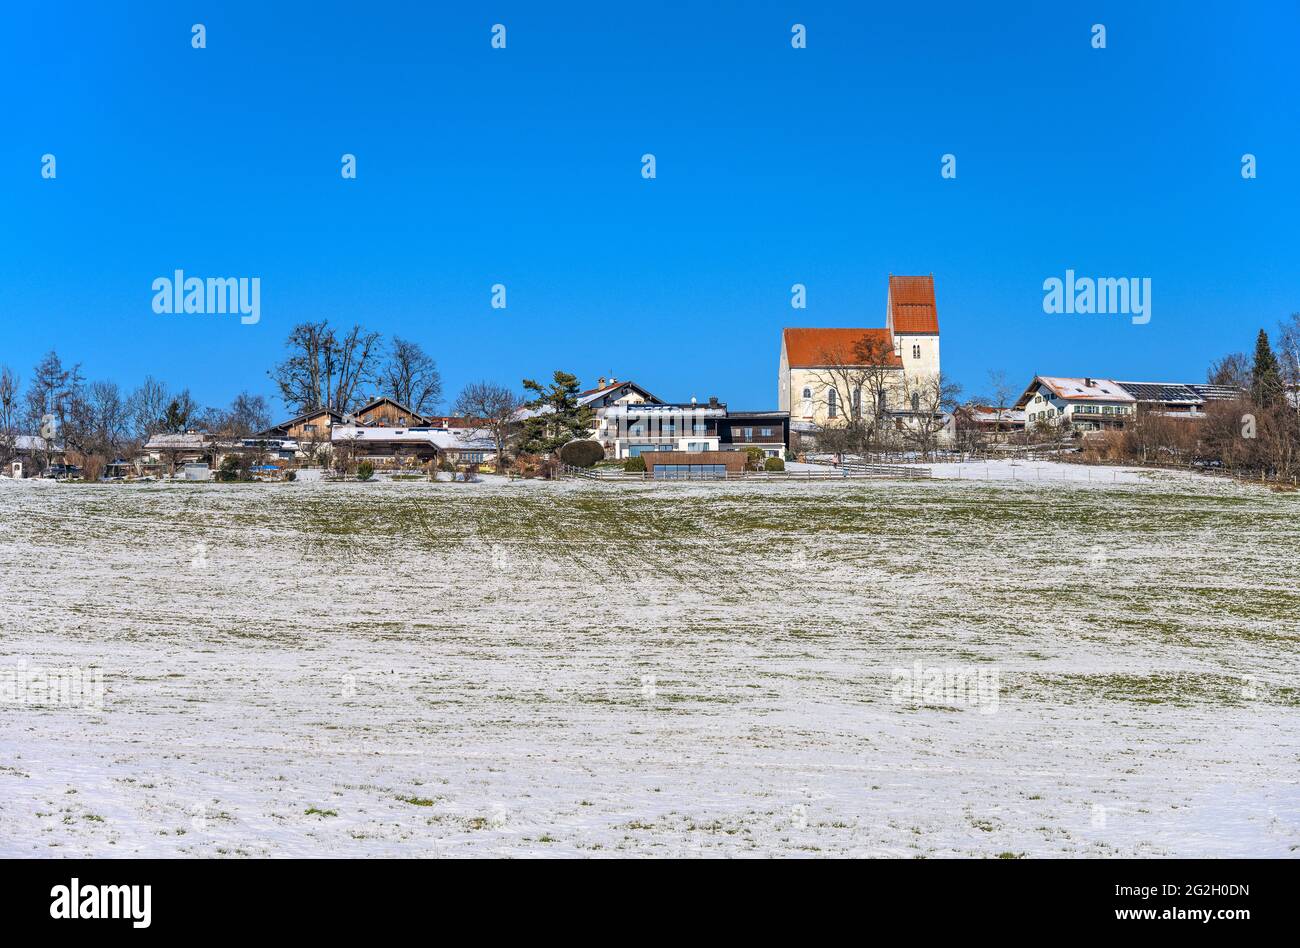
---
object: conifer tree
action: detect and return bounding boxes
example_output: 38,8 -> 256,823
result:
518,371 -> 593,454
1250,329 -> 1283,408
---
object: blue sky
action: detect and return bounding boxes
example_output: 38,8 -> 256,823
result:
1,1 -> 1296,415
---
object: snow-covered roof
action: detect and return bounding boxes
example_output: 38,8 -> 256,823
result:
1037,377 -> 1134,402
330,426 -> 494,452
1016,377 -> 1134,408
331,425 -> 437,445
144,433 -> 212,450
965,406 -> 1026,424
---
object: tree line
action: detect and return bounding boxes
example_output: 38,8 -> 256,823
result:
0,318 -> 602,477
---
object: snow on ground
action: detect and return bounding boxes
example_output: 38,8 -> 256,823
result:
1,473 -> 1297,858
929,459 -> 1178,484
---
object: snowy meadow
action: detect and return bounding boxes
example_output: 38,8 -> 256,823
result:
1,470 -> 1298,857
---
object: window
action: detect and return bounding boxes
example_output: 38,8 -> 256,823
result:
911,393 -> 920,412
827,389 -> 838,418
693,423 -> 707,434
760,427 -> 772,437
744,427 -> 753,439
801,387 -> 813,416
852,388 -> 861,417
653,463 -> 728,480
912,344 -> 921,359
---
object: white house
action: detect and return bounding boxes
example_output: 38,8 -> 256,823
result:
1015,377 -> 1135,431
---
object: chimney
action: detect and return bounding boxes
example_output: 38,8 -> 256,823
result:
1085,377 -> 1095,387
708,396 -> 719,409
597,377 -> 606,388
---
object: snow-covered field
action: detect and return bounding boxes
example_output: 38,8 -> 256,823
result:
1,468 -> 1297,858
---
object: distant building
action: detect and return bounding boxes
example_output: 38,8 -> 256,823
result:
717,411 -> 790,459
1016,377 -> 1245,432
329,424 -> 500,466
641,450 -> 749,479
585,378 -> 788,460
256,407 -> 346,459
330,425 -> 441,463
7,435 -> 64,476
779,274 -> 943,445
950,404 -> 1026,437
353,397 -> 429,428
1016,377 -> 1135,431
1113,381 -> 1243,417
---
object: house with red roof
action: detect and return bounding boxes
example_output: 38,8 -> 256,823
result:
778,275 -> 942,434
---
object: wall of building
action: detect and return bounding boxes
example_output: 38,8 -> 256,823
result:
785,366 -> 910,428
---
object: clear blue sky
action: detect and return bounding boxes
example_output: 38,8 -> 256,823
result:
2,1 -> 1296,415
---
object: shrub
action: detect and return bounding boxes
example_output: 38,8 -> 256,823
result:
285,470 -> 296,482
744,446 -> 765,471
763,456 -> 785,472
510,453 -> 541,478
623,456 -> 646,473
216,454 -> 253,483
356,461 -> 375,481
79,455 -> 106,482
558,439 -> 605,468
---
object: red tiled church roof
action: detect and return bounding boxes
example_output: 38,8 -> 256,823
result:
888,274 -> 940,334
782,328 -> 901,368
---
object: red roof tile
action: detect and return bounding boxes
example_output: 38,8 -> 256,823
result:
782,328 -> 901,368
888,275 -> 940,334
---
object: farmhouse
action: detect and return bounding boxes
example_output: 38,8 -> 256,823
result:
1016,377 -> 1245,432
1016,377 -> 1135,431
353,396 -> 429,428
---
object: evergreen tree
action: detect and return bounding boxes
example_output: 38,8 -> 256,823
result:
1250,329 -> 1284,407
518,371 -> 593,454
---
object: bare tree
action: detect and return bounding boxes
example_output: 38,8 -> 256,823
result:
899,372 -> 963,460
220,391 -> 272,438
1208,352 -> 1250,389
24,351 -> 83,470
0,366 -> 19,461
127,376 -> 171,441
803,334 -> 901,457
84,380 -> 130,457
25,350 -> 82,429
1277,312 -> 1300,420
452,381 -> 521,466
380,338 -> 442,415
270,320 -> 383,414
986,370 -> 1019,439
